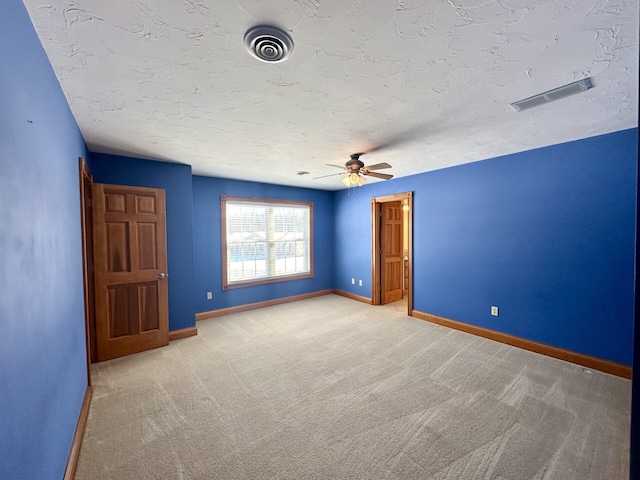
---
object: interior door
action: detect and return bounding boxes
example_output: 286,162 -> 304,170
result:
92,183 -> 169,361
381,201 -> 403,304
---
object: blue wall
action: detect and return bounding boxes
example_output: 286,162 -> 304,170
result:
632,128 -> 640,480
3,0 -> 636,474
192,176 -> 335,311
334,129 -> 637,365
0,1 -> 89,478
89,153 -> 196,331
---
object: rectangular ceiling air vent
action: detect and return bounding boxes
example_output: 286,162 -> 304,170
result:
510,78 -> 592,112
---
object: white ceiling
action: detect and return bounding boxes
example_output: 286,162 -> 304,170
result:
23,0 -> 638,190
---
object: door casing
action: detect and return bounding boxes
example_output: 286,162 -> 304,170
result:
78,158 -> 95,373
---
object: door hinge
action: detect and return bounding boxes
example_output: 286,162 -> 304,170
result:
86,198 -> 92,208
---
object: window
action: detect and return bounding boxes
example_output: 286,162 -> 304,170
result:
221,196 -> 313,289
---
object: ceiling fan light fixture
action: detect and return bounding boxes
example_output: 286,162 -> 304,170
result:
325,152 -> 393,187
341,172 -> 363,187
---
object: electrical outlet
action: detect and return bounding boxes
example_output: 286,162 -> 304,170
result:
207,292 -> 212,300
358,280 -> 363,286
491,305 -> 499,316
351,278 -> 355,284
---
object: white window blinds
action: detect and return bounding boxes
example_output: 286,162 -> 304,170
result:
222,196 -> 313,289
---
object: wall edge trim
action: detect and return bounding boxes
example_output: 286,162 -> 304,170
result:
412,310 -> 631,379
169,326 -> 198,341
63,385 -> 91,480
333,289 -> 372,305
195,289 -> 335,321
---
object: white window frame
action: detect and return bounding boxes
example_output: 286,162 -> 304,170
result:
221,196 -> 314,290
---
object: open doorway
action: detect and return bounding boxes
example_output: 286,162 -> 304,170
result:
371,192 -> 413,316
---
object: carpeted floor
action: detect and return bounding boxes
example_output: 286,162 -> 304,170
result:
76,295 -> 630,479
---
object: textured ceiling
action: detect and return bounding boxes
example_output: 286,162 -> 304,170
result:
23,0 -> 639,190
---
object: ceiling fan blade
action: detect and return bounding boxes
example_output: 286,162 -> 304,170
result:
364,171 -> 393,180
363,162 -> 391,171
314,172 -> 345,179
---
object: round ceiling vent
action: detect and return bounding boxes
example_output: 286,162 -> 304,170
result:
244,26 -> 293,63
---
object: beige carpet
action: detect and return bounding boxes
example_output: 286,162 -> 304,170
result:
76,295 -> 630,479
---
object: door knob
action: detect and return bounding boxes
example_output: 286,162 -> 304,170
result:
156,273 -> 168,279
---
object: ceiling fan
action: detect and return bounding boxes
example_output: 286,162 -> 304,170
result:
315,153 -> 393,187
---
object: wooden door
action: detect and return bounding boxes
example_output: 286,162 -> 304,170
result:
92,184 -> 169,361
381,201 -> 403,304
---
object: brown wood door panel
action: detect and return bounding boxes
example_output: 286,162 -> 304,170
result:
381,201 -> 403,304
93,184 -> 169,361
